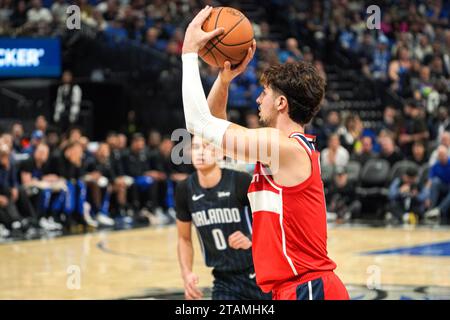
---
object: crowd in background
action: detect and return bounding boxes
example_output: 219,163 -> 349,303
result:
0,117 -> 194,238
0,0 -> 450,238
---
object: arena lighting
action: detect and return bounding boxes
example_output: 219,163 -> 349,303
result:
0,38 -> 61,77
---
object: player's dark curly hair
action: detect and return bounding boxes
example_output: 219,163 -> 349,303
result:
261,61 -> 325,125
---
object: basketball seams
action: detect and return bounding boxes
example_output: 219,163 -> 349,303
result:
214,7 -> 224,29
202,16 -> 245,58
200,7 -> 254,67
209,49 -> 220,67
219,38 -> 254,47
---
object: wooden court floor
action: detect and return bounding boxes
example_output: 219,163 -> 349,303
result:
1,224 -> 450,299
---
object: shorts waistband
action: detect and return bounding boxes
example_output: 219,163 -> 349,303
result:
271,270 -> 334,292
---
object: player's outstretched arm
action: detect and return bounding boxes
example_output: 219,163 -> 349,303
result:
206,41 -> 256,120
182,6 -> 293,168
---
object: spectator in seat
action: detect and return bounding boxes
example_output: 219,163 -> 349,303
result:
398,101 -> 429,157
20,143 -> 64,231
321,134 -> 350,171
429,131 -> 450,166
327,166 -> 361,222
425,145 -> 450,224
84,143 -> 116,227
34,115 -> 48,134
388,46 -> 412,96
123,133 -> 164,222
388,167 -> 427,224
23,130 -> 44,155
410,140 -> 428,166
54,71 -> 82,134
0,143 -> 34,232
11,122 -> 25,153
278,38 -> 303,63
27,0 -> 52,24
351,136 -> 377,166
379,135 -> 404,166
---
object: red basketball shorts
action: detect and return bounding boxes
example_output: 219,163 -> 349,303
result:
271,271 -> 350,300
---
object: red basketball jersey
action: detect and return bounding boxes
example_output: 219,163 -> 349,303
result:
248,132 -> 337,293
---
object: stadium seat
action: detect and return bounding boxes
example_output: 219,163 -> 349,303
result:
359,159 -> 391,187
388,160 -> 420,182
345,161 -> 361,183
320,165 -> 334,186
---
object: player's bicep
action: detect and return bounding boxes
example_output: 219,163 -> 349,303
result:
222,124 -> 283,166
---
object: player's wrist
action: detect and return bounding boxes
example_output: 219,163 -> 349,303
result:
218,73 -> 232,85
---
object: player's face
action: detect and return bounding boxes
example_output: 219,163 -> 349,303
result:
256,86 -> 278,127
191,136 -> 216,171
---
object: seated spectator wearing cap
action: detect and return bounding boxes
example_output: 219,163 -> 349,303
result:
363,35 -> 390,82
321,134 -> 350,171
388,167 -> 428,224
425,145 -> 450,224
326,166 -> 361,222
23,130 -> 44,155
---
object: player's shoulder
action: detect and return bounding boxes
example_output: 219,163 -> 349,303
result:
175,172 -> 196,192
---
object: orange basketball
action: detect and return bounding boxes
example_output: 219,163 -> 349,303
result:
199,7 -> 254,68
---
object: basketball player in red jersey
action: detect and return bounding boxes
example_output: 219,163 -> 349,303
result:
181,6 -> 349,300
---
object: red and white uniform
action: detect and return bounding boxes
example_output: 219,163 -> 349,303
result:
248,132 -> 349,300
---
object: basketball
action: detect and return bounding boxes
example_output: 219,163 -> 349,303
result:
199,7 -> 254,68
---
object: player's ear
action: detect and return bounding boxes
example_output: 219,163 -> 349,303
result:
276,95 -> 288,112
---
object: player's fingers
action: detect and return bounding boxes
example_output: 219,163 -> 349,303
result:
189,284 -> 203,299
204,27 -> 224,41
185,290 -> 194,300
186,284 -> 199,299
223,61 -> 232,70
193,5 -> 212,25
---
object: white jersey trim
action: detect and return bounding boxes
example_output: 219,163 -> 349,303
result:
259,165 -> 298,277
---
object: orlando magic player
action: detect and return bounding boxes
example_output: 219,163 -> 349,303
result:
176,135 -> 270,300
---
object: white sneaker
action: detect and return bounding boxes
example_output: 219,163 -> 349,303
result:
167,208 -> 176,220
425,208 -> 440,220
97,213 -> 115,227
39,217 -> 52,230
402,213 -> 410,224
83,203 -> 98,228
155,207 -> 170,225
11,221 -> 22,230
47,217 -> 63,230
326,212 -> 337,222
0,224 -> 10,238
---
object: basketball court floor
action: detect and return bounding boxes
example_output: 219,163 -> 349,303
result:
1,223 -> 450,300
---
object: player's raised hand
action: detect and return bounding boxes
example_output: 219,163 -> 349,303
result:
219,40 -> 257,84
182,6 -> 225,54
228,231 -> 252,250
183,272 -> 203,300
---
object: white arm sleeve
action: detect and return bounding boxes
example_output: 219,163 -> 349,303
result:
182,53 -> 231,148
